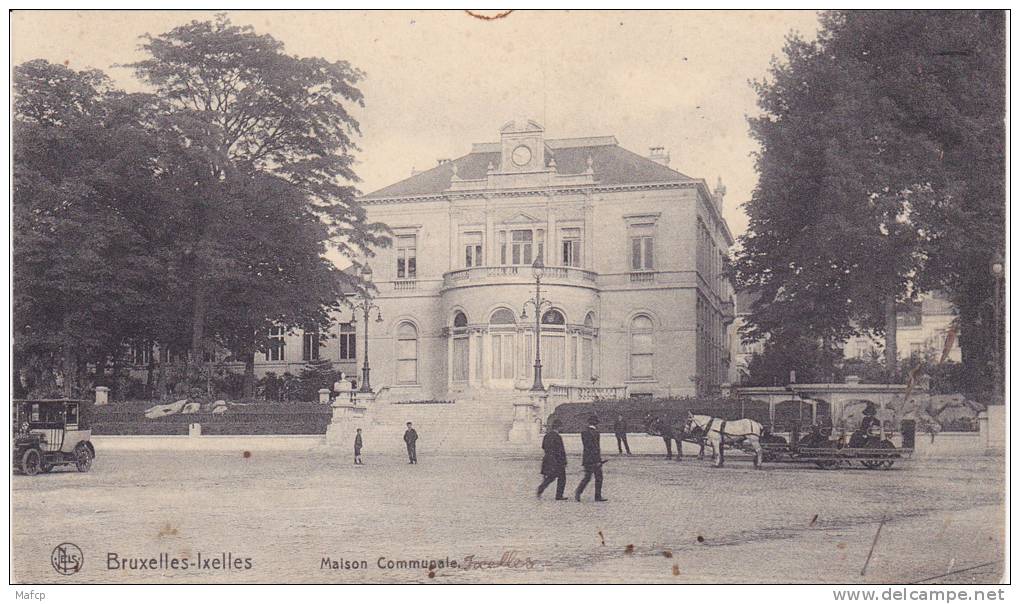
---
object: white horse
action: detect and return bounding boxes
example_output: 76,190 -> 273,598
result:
685,413 -> 765,468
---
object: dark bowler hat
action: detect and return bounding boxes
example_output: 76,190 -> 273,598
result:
551,419 -> 563,429
588,415 -> 600,425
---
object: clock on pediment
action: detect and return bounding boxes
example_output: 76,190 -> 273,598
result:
500,119 -> 545,173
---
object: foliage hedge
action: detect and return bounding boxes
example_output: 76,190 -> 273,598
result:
91,400 -> 332,435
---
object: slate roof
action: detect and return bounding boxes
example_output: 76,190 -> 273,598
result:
361,136 -> 694,200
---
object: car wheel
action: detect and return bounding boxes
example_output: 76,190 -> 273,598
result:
40,462 -> 54,473
21,449 -> 41,476
74,443 -> 93,472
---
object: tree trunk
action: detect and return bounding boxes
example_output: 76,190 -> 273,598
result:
189,285 -> 208,389
243,350 -> 256,400
61,315 -> 75,398
884,296 -> 898,383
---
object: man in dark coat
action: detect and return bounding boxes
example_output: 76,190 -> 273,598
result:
403,422 -> 419,464
574,415 -> 607,502
537,419 -> 568,500
354,428 -> 363,465
613,414 -> 631,455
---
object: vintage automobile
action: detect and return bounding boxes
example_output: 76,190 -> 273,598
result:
12,399 -> 95,475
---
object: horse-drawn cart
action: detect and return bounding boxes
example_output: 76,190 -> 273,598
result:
749,420 -> 916,470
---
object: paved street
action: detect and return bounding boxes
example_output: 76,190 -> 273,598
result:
12,444 -> 1004,584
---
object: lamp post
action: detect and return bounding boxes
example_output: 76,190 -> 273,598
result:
991,256 -> 1005,405
521,256 -> 553,392
350,263 -> 383,394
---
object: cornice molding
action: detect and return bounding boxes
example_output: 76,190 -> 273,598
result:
360,180 -> 695,206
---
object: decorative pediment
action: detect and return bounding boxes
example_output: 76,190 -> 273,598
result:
501,211 -> 542,225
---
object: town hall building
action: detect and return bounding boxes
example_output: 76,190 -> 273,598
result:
344,119 -> 736,405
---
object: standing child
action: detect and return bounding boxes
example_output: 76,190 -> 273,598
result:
354,428 -> 363,465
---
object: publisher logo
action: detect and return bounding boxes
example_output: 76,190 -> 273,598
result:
51,543 -> 83,575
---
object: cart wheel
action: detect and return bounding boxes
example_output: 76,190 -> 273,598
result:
882,460 -> 895,470
74,443 -> 93,472
40,462 -> 54,473
21,449 -> 41,476
860,460 -> 883,469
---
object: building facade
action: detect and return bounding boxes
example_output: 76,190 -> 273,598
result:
729,291 -> 962,385
345,120 -> 735,402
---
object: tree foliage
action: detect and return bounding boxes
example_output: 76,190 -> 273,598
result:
734,11 -> 1005,389
13,15 -> 385,399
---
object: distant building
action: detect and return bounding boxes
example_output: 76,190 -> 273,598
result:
729,291 -> 962,385
844,293 -> 961,364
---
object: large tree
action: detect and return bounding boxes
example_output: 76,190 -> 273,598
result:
129,15 -> 389,373
207,173 -> 347,398
13,60 -> 170,396
734,11 -> 1005,389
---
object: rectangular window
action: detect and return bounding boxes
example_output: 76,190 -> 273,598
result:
132,342 -> 151,366
452,337 -> 469,382
631,236 -> 654,270
499,231 -> 507,265
511,230 -> 533,265
268,327 -> 286,361
339,323 -> 356,360
302,330 -> 320,362
561,228 -> 581,267
462,232 -> 483,268
543,334 -> 565,379
396,339 -> 418,383
630,331 -> 653,379
396,234 -> 417,279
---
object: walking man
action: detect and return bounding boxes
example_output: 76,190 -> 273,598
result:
537,419 -> 568,500
403,421 -> 419,464
354,428 -> 363,465
613,414 -> 631,455
574,415 -> 608,502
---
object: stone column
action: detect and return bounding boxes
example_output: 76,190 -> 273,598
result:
325,396 -> 370,447
508,394 -> 544,444
94,386 -> 110,406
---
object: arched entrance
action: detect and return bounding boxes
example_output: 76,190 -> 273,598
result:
488,308 -> 517,388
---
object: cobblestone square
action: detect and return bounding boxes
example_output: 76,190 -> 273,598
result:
11,443 -> 1005,584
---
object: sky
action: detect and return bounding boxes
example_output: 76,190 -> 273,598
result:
11,10 -> 823,238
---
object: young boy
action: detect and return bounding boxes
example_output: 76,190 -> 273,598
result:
354,428 -> 363,465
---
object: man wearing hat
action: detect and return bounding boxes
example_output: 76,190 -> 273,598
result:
537,419 -> 568,500
575,415 -> 608,502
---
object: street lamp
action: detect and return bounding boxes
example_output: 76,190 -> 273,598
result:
350,262 -> 383,393
521,255 -> 553,392
991,255 -> 1005,405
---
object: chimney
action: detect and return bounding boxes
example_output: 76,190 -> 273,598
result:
713,176 -> 727,212
648,146 -> 670,166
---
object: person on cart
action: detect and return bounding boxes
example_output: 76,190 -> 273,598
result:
850,402 -> 881,448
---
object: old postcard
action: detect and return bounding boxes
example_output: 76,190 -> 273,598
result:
8,9 -> 1007,591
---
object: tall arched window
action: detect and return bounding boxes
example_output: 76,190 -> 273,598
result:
630,315 -> 654,379
541,309 -> 566,379
489,308 -> 516,380
396,322 -> 419,384
452,312 -> 469,382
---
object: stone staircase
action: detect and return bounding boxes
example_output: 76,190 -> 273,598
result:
359,390 -> 524,452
